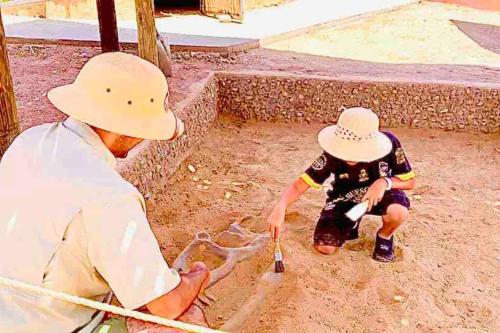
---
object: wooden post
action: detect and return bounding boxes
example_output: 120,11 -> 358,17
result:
134,0 -> 159,66
0,11 -> 20,158
96,0 -> 120,52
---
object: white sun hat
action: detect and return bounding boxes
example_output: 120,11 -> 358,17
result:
48,52 -> 184,140
318,107 -> 392,162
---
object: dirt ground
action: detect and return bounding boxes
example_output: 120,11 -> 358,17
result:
4,2 -> 500,331
266,1 -> 500,67
149,118 -> 499,332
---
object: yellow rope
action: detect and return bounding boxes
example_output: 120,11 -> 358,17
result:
0,276 -> 225,333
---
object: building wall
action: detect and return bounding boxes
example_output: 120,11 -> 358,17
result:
244,0 -> 290,11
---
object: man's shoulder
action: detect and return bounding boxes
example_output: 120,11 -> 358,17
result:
7,121 -> 139,200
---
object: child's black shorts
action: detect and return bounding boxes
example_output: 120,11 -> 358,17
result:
314,189 -> 410,247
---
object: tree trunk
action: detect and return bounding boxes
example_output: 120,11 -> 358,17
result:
0,11 -> 20,159
96,0 -> 120,52
134,0 -> 158,66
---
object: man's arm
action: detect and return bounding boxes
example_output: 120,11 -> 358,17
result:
146,262 -> 209,319
268,177 -> 311,240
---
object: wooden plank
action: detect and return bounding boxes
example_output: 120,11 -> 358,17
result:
96,0 -> 120,52
0,11 -> 20,158
134,0 -> 158,65
202,0 -> 244,20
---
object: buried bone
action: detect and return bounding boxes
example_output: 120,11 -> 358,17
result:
171,223 -> 283,331
172,223 -> 269,288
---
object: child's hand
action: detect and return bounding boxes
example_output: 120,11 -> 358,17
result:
362,178 -> 388,212
268,205 -> 286,241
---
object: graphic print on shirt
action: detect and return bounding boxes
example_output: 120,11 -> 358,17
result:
395,147 -> 406,165
343,187 -> 369,203
312,154 -> 328,170
379,161 -> 389,177
359,169 -> 369,182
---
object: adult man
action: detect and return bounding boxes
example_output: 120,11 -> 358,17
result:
0,52 -> 209,332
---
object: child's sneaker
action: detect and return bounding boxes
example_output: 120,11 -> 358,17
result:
372,232 -> 395,262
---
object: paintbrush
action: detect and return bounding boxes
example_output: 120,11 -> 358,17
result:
274,236 -> 285,273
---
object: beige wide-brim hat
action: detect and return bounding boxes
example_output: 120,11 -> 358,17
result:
48,52 -> 184,140
318,107 -> 392,162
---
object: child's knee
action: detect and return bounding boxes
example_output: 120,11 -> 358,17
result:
384,204 -> 409,224
314,244 -> 340,255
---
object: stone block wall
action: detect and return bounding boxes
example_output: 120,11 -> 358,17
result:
117,70 -> 498,194
217,71 -> 499,133
119,75 -> 218,196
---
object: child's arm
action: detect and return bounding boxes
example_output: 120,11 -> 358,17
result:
362,177 -> 416,212
268,177 -> 311,240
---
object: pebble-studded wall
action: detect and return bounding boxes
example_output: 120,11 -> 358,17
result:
217,71 -> 499,133
119,70 -> 499,195
119,75 -> 218,197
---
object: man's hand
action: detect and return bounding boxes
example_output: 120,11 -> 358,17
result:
268,204 -> 286,241
362,178 -> 388,212
146,262 -> 209,320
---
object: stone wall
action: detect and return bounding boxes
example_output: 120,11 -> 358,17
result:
118,74 -> 218,196
216,71 -> 499,133
116,70 -> 498,194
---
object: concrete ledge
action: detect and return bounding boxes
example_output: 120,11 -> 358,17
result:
115,70 -> 498,194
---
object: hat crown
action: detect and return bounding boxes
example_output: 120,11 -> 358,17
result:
74,52 -> 168,113
47,51 -> 182,140
337,107 -> 379,138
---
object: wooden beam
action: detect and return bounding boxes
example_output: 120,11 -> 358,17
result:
134,0 -> 158,65
96,0 -> 120,52
0,11 -> 20,158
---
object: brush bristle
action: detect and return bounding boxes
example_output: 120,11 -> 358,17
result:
274,260 -> 285,273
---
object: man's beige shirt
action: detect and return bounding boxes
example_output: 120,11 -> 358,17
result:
0,118 -> 181,333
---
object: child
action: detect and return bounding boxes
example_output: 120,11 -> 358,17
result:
267,107 -> 416,262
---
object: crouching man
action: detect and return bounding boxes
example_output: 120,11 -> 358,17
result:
268,107 -> 416,262
0,52 -> 208,333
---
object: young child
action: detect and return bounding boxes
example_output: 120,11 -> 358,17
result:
267,107 -> 416,262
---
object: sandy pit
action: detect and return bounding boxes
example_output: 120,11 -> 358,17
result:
4,3 -> 499,329
146,118 -> 499,332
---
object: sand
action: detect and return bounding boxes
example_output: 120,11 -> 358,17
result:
266,1 -> 500,68
147,118 -> 499,332
4,2 -> 499,331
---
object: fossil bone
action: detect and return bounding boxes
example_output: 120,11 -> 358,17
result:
172,223 -> 269,288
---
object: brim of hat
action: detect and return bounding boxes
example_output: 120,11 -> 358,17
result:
48,84 -> 178,140
318,125 -> 393,162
